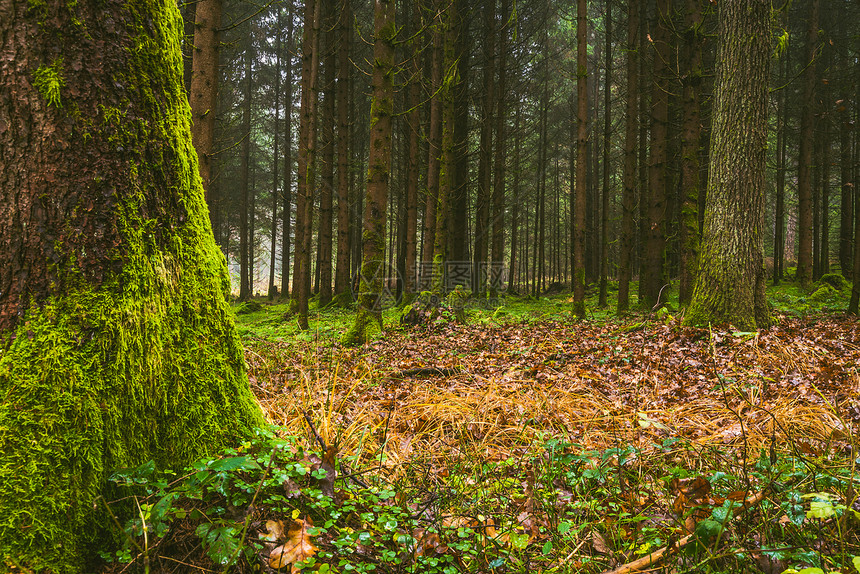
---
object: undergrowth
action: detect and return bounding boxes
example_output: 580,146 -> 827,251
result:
104,425 -> 860,573
101,276 -> 859,573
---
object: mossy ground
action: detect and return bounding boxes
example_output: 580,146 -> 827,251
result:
234,275 -> 853,345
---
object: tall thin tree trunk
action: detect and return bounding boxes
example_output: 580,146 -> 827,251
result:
280,2 -> 295,299
598,0 -> 612,308
678,0 -> 703,305
617,0 -> 639,313
642,0 -> 672,308
774,46 -> 786,284
294,0 -> 321,328
239,43 -> 253,301
318,0 -> 335,306
345,0 -> 395,344
797,0 -> 819,288
401,0 -> 419,300
573,0 -> 587,317
421,9 -> 443,285
268,9 -> 282,300
473,0 -> 495,293
334,0 -> 352,299
839,98 -> 853,279
509,95 -> 522,293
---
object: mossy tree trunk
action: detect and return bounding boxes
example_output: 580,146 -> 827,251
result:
344,0 -> 395,345
0,0 -> 265,570
684,0 -> 771,331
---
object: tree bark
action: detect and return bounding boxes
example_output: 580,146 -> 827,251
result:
474,0 -> 496,293
281,2 -> 295,298
239,42 -> 253,301
421,4 -> 443,283
573,0 -> 587,317
685,0 -> 771,330
678,0 -> 703,305
617,0 -> 639,313
598,0 -> 612,309
0,0 -> 264,568
318,0 -> 336,307
490,0 -> 510,297
401,1 -> 420,300
189,0 -> 222,206
268,7 -> 282,299
796,0 -> 819,288
344,0 -> 395,345
642,0 -> 672,308
294,0 -> 321,329
334,0 -> 353,300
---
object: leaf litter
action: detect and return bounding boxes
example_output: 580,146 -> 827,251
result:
104,313 -> 860,573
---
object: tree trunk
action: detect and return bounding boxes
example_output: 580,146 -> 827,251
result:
474,0 -> 495,293
294,0 -> 321,329
796,0 -> 819,288
239,43 -> 253,301
685,0 -> 771,330
774,44 -> 786,284
334,0 -> 353,300
617,0 -> 639,313
344,0 -> 395,345
490,0 -> 510,297
642,0 -> 672,308
281,2 -> 295,298
318,0 -> 336,307
189,0 -> 222,206
573,0 -> 587,317
268,7 -> 282,299
839,98 -> 853,279
433,0 -> 458,293
678,0 -> 703,305
0,0 -> 264,568
598,0 -> 612,308
421,5 -> 443,285
402,1 -> 420,300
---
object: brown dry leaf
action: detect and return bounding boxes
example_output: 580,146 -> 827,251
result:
591,530 -> 612,554
269,517 -> 319,570
260,519 -> 286,542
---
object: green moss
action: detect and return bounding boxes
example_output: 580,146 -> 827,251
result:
0,1 -> 264,571
817,273 -> 849,291
33,58 -> 65,108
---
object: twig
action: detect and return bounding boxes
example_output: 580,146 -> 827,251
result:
600,489 -> 768,574
301,409 -> 368,488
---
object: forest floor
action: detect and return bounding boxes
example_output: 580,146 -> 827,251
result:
104,279 -> 860,573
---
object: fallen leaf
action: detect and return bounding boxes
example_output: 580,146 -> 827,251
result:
269,517 -> 319,570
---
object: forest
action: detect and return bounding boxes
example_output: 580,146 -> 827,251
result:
0,0 -> 859,572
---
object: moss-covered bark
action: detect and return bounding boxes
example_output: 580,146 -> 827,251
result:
684,0 -> 771,330
0,0 -> 264,570
345,0 -> 395,346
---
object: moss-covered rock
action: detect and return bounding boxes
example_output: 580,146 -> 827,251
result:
808,284 -> 837,303
236,299 -> 264,314
817,273 -> 849,291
